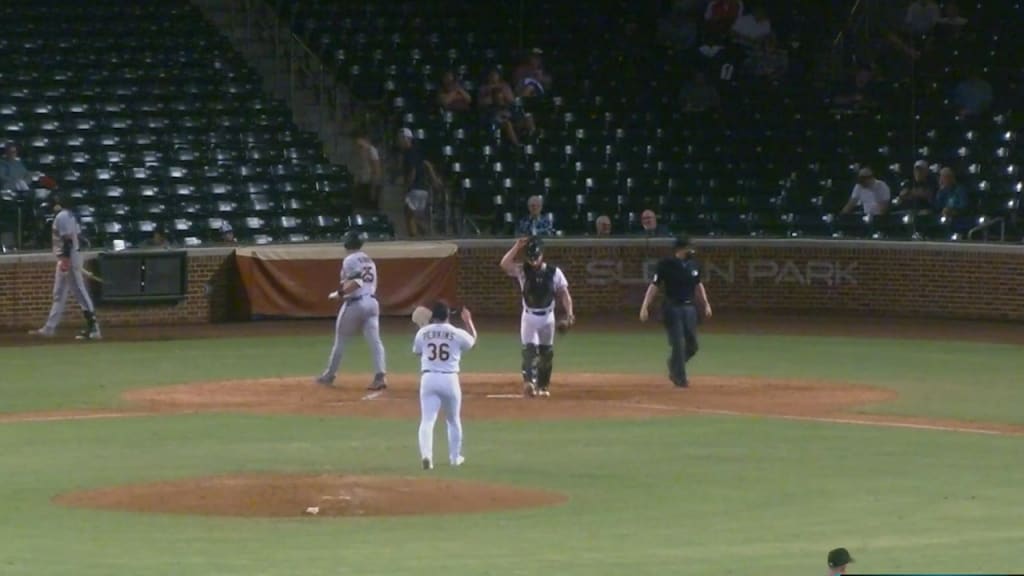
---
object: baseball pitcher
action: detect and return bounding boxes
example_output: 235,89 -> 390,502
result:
316,230 -> 387,390
499,236 -> 574,397
413,302 -> 477,470
29,193 -> 101,340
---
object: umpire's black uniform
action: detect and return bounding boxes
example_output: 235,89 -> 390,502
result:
645,235 -> 708,387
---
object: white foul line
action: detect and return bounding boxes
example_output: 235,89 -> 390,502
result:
691,408 -> 1008,436
486,394 -> 525,399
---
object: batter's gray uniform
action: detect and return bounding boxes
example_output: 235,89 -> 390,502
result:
35,208 -> 101,339
317,250 -> 388,388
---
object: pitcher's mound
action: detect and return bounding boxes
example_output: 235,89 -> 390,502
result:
53,473 -> 567,518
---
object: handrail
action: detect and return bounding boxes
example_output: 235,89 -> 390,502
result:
968,217 -> 1006,242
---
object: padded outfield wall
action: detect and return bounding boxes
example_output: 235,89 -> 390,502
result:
1,239 -> 1023,328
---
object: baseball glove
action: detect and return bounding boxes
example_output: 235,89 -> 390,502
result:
557,314 -> 575,334
411,305 -> 432,328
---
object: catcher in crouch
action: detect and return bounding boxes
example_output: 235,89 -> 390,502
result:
500,236 -> 575,397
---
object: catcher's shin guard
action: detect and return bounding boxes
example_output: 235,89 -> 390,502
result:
536,345 -> 554,388
521,344 -> 539,383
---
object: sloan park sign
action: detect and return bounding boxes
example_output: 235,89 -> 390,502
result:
585,259 -> 858,287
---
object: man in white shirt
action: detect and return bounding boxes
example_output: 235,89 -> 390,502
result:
316,230 -> 388,391
413,302 -> 477,470
841,167 -> 891,216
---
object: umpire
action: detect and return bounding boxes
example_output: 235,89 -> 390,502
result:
639,234 -> 712,387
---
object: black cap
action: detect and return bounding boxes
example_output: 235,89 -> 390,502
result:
343,230 -> 367,250
827,548 -> 853,568
525,237 -> 543,260
673,234 -> 691,249
430,301 -> 450,322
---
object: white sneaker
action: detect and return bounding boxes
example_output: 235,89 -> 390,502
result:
537,389 -> 550,397
27,328 -> 54,337
450,455 -> 465,467
422,457 -> 433,470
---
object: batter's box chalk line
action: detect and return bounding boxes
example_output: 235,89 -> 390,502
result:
361,391 -> 386,401
485,394 -> 526,399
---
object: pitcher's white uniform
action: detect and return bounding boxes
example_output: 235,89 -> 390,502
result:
511,263 -> 568,346
413,322 -> 476,468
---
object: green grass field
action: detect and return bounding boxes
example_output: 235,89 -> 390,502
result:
1,325 -> 1022,575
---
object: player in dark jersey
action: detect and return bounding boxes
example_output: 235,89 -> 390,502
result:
639,234 -> 713,387
500,236 -> 574,397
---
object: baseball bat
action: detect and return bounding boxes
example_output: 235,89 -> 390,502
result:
81,268 -> 105,284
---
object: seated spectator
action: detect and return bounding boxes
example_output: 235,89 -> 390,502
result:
220,221 -> 237,244
594,215 -> 612,236
745,33 -> 788,79
833,65 -> 881,110
936,0 -> 968,39
517,195 -> 554,236
639,210 -> 672,236
437,71 -> 472,112
513,48 -> 552,98
478,69 -> 533,146
730,5 -> 772,48
934,166 -> 969,217
905,0 -> 941,36
952,73 -> 993,118
679,71 -> 721,112
144,228 -> 171,249
841,167 -> 891,216
704,0 -> 744,38
0,143 -> 32,191
895,160 -> 937,212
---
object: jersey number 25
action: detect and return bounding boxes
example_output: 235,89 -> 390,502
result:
361,266 -> 375,283
427,342 -> 450,361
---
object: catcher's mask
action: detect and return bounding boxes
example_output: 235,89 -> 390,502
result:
343,230 -> 367,250
524,237 -> 544,265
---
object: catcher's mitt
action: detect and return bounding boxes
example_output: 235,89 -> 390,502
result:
556,314 -> 575,334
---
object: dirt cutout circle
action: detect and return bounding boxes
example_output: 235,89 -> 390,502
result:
122,373 -> 894,420
54,474 -> 567,518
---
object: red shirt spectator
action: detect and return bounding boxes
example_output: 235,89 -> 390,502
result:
704,0 -> 744,36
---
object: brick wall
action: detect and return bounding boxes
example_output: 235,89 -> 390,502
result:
3,240 -> 1023,327
0,250 -> 235,329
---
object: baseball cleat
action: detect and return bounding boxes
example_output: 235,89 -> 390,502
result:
522,381 -> 537,397
315,374 -> 336,387
27,328 -> 54,338
422,457 -> 433,470
368,373 -> 387,391
75,328 -> 102,340
451,455 -> 465,467
537,388 -> 550,397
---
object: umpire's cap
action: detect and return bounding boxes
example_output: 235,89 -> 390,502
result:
430,300 -> 451,323
343,229 -> 367,250
525,236 -> 544,260
827,548 -> 853,568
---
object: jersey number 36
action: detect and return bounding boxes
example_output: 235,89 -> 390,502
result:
427,342 -> 450,361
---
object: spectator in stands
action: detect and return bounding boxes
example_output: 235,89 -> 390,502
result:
639,209 -> 671,236
731,5 -> 772,49
437,71 -> 472,112
833,65 -> 881,110
397,127 -> 443,237
353,129 -> 382,210
513,48 -> 552,98
704,0 -> 744,38
517,195 -> 554,236
0,143 -> 32,192
478,69 -> 532,146
905,0 -> 941,36
220,221 -> 237,244
952,72 -> 993,118
144,227 -> 170,249
841,167 -> 891,216
679,71 -> 721,112
594,215 -> 612,236
745,33 -> 789,79
934,166 -> 969,217
936,1 -> 968,40
895,160 -> 937,212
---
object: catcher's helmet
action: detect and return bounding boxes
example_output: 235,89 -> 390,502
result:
343,230 -> 367,250
524,236 -> 543,260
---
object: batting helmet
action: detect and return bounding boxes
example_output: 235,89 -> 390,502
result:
343,230 -> 367,250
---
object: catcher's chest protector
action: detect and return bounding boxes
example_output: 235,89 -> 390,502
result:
523,265 -> 557,309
